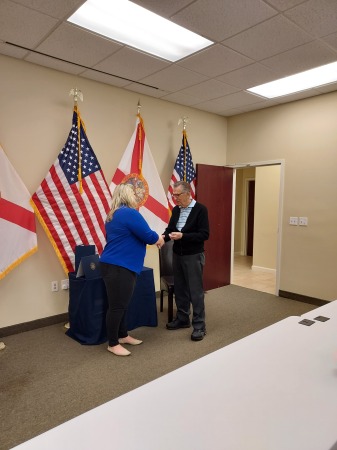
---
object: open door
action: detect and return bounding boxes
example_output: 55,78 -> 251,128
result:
196,164 -> 233,291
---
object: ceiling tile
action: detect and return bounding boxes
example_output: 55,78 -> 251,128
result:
124,83 -> 169,98
275,88 -> 322,103
285,0 -> 337,38
261,40 -> 337,77
0,0 -> 58,48
171,0 -> 278,41
179,44 -> 253,78
223,15 -> 313,60
93,47 -> 170,81
236,99 -> 280,113
0,41 -> 28,58
222,109 -> 244,117
311,81 -> 337,94
217,63 -> 277,89
211,91 -> 265,108
161,92 -> 202,107
80,70 -> 132,88
223,108 -> 246,116
25,52 -> 84,74
9,0 -> 85,19
265,0 -> 308,11
322,32 -> 337,51
193,100 -> 234,115
36,23 -> 122,67
179,79 -> 239,101
140,65 -> 208,92
194,100 -> 246,116
1,0 -> 336,118
130,0 -> 192,18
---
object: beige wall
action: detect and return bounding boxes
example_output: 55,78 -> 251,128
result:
0,55 -> 227,328
228,94 -> 337,300
1,53 -> 337,329
253,165 -> 280,271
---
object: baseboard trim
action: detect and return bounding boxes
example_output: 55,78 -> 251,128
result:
278,290 -> 328,307
251,265 -> 276,274
0,313 -> 69,338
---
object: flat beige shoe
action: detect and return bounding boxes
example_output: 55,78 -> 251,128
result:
107,344 -> 131,356
119,337 -> 143,346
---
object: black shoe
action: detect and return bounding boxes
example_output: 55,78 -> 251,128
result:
191,329 -> 206,341
166,318 -> 191,330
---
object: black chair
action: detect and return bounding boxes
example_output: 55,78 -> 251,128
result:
159,240 -> 174,323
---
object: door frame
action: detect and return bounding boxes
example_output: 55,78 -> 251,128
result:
243,177 -> 255,256
228,159 -> 285,295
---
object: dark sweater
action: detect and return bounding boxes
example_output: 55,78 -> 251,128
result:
163,202 -> 209,255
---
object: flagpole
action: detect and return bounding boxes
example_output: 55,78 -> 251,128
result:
136,101 -> 144,174
178,116 -> 189,182
69,88 -> 84,193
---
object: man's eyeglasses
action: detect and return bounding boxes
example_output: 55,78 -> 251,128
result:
172,192 -> 185,198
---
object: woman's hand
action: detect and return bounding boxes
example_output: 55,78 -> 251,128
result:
156,235 -> 165,249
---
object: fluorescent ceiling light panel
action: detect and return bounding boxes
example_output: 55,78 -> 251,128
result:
247,61 -> 337,98
68,0 -> 213,62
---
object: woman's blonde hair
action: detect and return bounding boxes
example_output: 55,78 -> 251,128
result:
106,184 -> 137,222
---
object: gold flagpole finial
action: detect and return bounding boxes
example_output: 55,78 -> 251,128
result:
137,100 -> 141,115
178,116 -> 189,131
69,88 -> 83,106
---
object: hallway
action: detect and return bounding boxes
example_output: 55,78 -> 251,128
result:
232,255 -> 276,295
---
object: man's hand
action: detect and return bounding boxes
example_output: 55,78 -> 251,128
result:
169,232 -> 183,240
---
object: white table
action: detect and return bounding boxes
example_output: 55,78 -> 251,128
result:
12,315 -> 337,450
300,299 -> 337,320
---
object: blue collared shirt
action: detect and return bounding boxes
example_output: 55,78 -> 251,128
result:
176,199 -> 196,231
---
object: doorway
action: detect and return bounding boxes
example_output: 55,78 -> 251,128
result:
231,161 -> 284,295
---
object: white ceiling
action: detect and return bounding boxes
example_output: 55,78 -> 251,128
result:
1,0 -> 337,117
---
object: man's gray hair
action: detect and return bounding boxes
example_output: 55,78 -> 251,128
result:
173,181 -> 191,193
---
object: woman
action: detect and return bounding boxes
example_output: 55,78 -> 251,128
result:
100,183 -> 164,357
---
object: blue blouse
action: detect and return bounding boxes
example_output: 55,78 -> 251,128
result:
100,207 -> 158,274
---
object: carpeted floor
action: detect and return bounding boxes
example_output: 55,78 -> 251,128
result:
0,285 -> 317,450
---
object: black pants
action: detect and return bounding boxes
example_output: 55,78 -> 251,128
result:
173,252 -> 206,330
101,263 -> 137,347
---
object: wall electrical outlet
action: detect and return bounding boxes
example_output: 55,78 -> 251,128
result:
289,217 -> 298,226
299,217 -> 308,226
61,279 -> 69,290
51,281 -> 59,292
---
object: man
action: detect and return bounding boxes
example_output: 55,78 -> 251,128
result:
162,181 -> 209,341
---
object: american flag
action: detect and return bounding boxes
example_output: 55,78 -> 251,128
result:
167,130 -> 196,211
31,107 -> 111,274
0,145 -> 37,279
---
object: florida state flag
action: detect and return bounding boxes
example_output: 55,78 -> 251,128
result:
0,145 -> 37,279
110,114 -> 169,234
